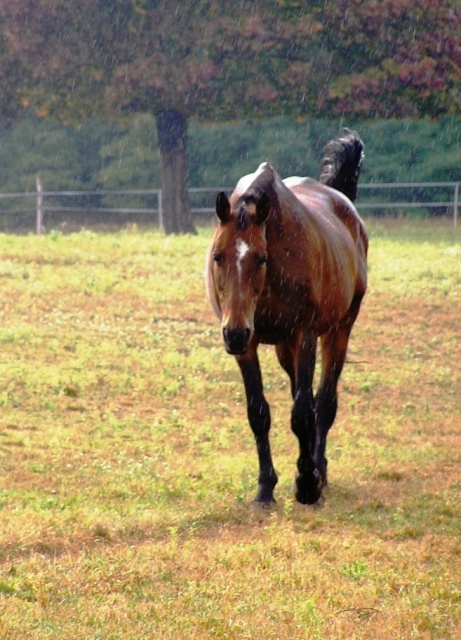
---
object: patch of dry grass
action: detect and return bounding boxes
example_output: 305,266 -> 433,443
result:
0,220 -> 460,639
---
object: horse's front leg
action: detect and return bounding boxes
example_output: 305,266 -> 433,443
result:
290,334 -> 324,505
236,346 -> 278,505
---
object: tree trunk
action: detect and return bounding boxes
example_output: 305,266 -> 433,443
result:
156,109 -> 196,235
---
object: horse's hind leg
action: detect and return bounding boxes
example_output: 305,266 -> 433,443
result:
236,347 -> 278,504
315,310 -> 359,484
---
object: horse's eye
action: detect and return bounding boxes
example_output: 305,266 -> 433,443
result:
213,253 -> 224,266
255,255 -> 268,267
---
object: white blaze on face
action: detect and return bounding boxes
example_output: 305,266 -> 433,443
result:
235,238 -> 250,282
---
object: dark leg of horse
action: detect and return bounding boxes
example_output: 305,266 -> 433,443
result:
236,347 -> 278,504
278,337 -> 322,505
315,297 -> 363,484
275,342 -> 296,399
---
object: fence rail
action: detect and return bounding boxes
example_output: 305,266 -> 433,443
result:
0,181 -> 459,233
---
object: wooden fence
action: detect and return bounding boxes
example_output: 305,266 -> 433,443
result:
0,181 -> 459,233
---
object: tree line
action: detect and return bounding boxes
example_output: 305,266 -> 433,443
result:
0,0 -> 459,233
0,112 -> 458,195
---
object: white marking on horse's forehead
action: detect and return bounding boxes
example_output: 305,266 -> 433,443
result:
235,238 -> 250,281
236,238 -> 250,260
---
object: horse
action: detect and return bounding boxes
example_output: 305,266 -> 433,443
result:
206,130 -> 368,505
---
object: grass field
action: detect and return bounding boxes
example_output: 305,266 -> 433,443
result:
0,220 -> 460,639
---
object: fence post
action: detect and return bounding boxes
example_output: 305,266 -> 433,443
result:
454,183 -> 459,227
36,175 -> 44,235
158,189 -> 163,229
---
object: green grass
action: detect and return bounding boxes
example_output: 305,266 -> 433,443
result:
0,220 -> 460,639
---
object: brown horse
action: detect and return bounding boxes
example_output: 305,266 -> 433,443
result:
206,131 -> 368,505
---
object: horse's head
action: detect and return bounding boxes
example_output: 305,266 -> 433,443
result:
211,190 -> 270,355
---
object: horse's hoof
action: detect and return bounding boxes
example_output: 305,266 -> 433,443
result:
295,489 -> 323,506
295,472 -> 324,505
253,484 -> 277,506
251,502 -> 275,513
251,496 -> 276,509
250,499 -> 276,518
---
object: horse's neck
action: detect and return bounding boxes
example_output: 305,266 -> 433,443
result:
270,179 -> 319,236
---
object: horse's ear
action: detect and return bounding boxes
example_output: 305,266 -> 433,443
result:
255,192 -> 270,224
216,192 -> 231,223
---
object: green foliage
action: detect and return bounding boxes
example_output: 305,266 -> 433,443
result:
188,116 -> 461,197
0,119 -> 81,193
98,115 -> 161,190
187,119 -> 334,187
0,116 -> 115,193
0,114 -> 459,225
357,117 -> 461,183
97,114 -> 162,211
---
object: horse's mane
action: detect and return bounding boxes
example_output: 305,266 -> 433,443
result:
236,163 -> 282,230
318,129 -> 364,203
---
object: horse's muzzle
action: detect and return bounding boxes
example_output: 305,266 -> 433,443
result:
222,327 -> 251,355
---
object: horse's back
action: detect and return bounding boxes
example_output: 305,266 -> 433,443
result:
286,176 -> 367,263
279,175 -> 368,313
284,176 -> 367,249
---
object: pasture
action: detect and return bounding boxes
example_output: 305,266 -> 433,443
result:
0,220 -> 460,639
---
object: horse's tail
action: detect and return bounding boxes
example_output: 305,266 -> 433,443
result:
318,129 -> 364,203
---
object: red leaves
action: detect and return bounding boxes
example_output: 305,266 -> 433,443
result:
1,0 -> 459,122
240,15 -> 268,40
245,83 -> 279,104
398,58 -> 446,93
323,0 -> 461,115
